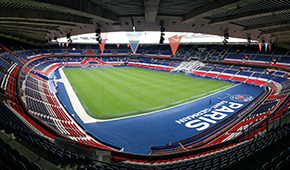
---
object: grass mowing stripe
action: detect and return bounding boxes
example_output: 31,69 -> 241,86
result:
103,68 -> 168,108
64,69 -> 96,117
83,68 -> 143,114
64,67 -> 234,119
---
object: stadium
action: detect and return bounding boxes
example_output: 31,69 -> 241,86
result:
0,0 -> 290,170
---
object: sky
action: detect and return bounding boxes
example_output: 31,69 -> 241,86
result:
56,31 -> 257,44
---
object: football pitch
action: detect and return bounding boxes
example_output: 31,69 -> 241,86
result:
63,67 -> 234,119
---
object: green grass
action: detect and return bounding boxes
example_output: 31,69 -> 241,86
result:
63,67 -> 234,119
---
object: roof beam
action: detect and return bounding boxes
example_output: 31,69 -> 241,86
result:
210,5 -> 290,24
262,26 -> 290,35
0,21 -> 59,30
0,28 -> 49,38
0,18 -> 76,27
183,0 -> 256,23
0,29 -> 47,41
0,8 -> 90,24
27,0 -> 118,22
0,25 -> 52,34
274,35 -> 290,43
143,0 -> 160,22
244,21 -> 290,31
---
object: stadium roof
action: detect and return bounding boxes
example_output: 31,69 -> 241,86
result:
0,0 -> 289,45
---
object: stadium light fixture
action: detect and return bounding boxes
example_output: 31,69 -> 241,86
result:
224,32 -> 229,39
223,32 -> 229,45
159,20 -> 165,44
131,16 -> 136,32
246,35 -> 251,46
95,29 -> 102,44
66,33 -> 72,44
68,38 -> 72,43
222,39 -> 228,45
160,31 -> 165,44
52,36 -> 58,44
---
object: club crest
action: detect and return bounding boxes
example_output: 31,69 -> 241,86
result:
230,94 -> 253,102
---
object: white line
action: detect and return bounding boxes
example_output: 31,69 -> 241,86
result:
58,67 -> 98,123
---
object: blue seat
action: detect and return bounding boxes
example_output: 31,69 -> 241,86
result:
30,162 -> 42,170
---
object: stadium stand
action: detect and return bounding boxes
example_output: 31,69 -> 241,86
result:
0,38 -> 290,170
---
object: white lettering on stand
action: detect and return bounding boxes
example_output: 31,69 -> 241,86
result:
177,101 -> 243,131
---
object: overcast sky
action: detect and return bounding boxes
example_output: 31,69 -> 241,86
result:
57,31 -> 256,44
